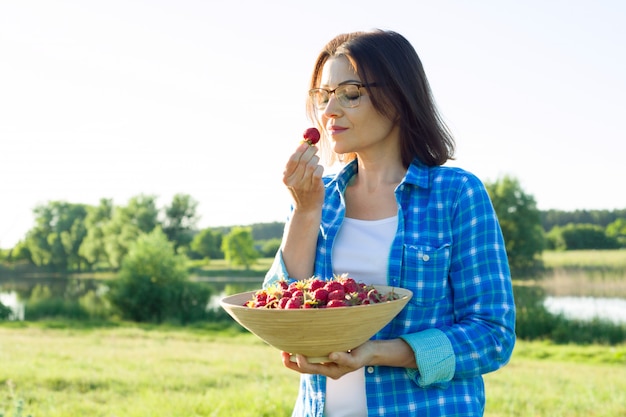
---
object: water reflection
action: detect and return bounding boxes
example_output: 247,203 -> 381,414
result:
0,275 -> 263,320
544,296 -> 626,324
2,273 -> 625,323
0,291 -> 24,320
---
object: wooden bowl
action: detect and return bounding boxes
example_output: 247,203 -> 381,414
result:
220,285 -> 412,363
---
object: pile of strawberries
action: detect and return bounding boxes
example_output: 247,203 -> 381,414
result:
244,274 -> 400,309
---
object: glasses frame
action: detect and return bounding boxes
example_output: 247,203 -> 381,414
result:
308,83 -> 377,110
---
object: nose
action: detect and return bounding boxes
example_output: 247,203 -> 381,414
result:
322,94 -> 342,118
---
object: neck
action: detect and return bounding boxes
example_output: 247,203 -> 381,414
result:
352,156 -> 405,192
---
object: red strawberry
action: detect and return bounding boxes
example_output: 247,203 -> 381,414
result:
266,295 -> 278,308
312,288 -> 329,303
327,299 -> 347,308
328,289 -> 346,301
285,297 -> 302,309
324,281 -> 344,293
244,275 -> 402,308
278,297 -> 290,309
302,127 -> 320,145
341,277 -> 359,294
309,278 -> 326,291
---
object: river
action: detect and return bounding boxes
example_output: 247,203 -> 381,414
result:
1,273 -> 625,324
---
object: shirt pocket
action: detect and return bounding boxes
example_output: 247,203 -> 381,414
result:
402,243 -> 451,306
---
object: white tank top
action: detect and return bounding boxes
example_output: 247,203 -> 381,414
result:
325,215 -> 398,417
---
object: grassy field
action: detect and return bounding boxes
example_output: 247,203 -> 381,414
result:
541,249 -> 626,270
2,250 -> 625,416
1,323 -> 625,417
537,249 -> 626,298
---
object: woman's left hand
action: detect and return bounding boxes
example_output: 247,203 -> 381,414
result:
281,342 -> 374,380
280,339 -> 417,379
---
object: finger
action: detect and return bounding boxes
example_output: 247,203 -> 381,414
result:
283,148 -> 307,178
284,154 -> 322,188
311,164 -> 324,182
281,352 -> 306,373
283,145 -> 318,178
328,351 -> 355,366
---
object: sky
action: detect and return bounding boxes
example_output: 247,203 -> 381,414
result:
1,0 -> 625,249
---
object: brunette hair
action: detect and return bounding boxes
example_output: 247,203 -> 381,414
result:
307,29 -> 455,167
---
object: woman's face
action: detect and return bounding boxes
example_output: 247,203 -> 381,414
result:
317,55 -> 398,158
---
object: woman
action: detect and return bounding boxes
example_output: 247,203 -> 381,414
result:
264,29 -> 515,417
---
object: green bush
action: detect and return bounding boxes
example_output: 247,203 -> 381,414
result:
514,285 -> 559,340
0,301 -> 11,320
107,227 -> 208,323
548,223 -> 620,250
551,318 -> 626,345
78,288 -> 112,319
170,281 -> 212,324
24,297 -> 88,320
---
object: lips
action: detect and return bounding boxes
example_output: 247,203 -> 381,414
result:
327,125 -> 348,134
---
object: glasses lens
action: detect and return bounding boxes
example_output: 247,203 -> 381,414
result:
309,89 -> 329,109
336,85 -> 361,108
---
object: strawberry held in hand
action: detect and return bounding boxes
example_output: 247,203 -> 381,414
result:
302,127 -> 320,145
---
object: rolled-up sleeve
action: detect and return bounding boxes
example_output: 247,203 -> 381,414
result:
400,329 -> 455,387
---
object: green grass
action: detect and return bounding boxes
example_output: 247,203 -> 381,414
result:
542,249 -> 626,270
484,353 -> 626,416
1,323 -> 625,417
0,324 -> 298,417
537,249 -> 626,298
2,250 -> 625,415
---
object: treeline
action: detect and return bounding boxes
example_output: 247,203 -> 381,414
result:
541,209 -> 626,231
1,177 -> 625,274
540,209 -> 626,251
0,194 -> 284,273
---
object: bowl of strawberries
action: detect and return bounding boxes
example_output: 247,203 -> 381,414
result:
219,274 -> 412,363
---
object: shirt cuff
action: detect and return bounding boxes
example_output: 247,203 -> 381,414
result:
263,251 -> 295,288
399,328 -> 455,387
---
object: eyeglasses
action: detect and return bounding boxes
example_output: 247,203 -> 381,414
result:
308,83 -> 376,110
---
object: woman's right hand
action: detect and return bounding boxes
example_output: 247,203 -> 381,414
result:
283,142 -> 325,211
280,142 -> 325,280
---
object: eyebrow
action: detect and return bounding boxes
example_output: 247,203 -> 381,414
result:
320,79 -> 363,88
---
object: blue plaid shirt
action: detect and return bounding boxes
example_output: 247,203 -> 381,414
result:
264,158 -> 516,417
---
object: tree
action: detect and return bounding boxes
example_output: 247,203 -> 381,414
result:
606,218 -> 626,247
25,201 -> 89,271
102,209 -> 142,270
162,193 -> 199,251
550,223 -> 620,250
126,194 -> 160,233
79,199 -> 114,268
257,237 -> 281,257
102,195 -> 159,269
107,227 -> 188,323
250,222 -> 285,240
485,176 -> 545,270
221,226 -> 259,269
190,228 -> 223,260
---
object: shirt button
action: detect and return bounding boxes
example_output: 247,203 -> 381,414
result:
422,254 -> 430,262
367,366 -> 374,374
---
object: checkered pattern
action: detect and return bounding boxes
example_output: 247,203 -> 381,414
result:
264,158 -> 516,417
